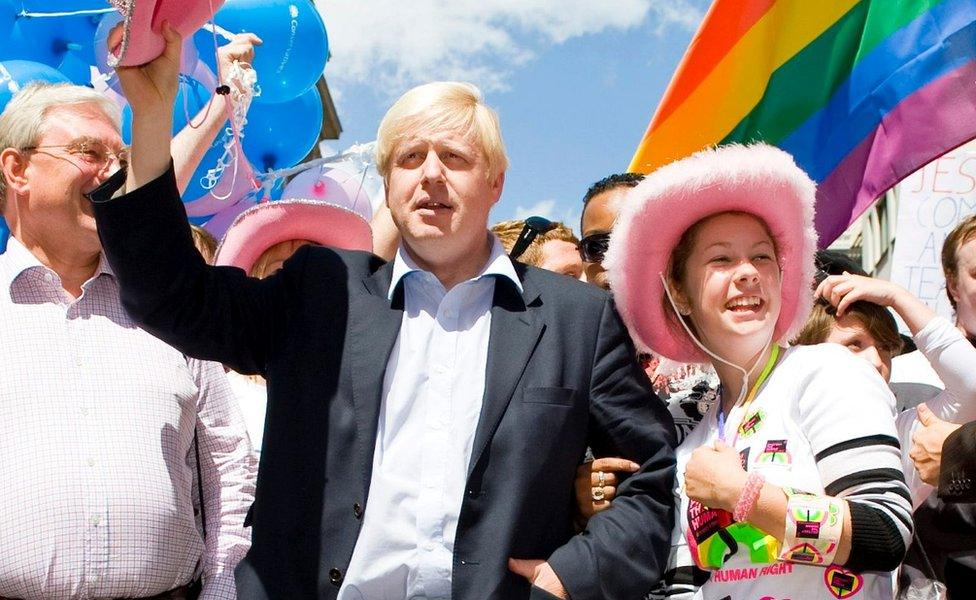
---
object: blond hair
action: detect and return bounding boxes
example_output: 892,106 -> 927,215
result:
190,225 -> 218,264
0,83 -> 121,203
375,82 -> 508,181
943,214 -> 976,309
491,219 -> 579,267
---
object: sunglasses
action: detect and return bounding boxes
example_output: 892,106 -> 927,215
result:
510,216 -> 556,260
578,232 -> 611,264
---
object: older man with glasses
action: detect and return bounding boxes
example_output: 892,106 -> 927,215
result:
0,81 -> 256,600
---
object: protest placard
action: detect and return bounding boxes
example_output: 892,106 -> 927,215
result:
890,144 -> 976,325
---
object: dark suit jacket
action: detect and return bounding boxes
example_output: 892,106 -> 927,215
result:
939,420 -> 976,503
91,166 -> 676,600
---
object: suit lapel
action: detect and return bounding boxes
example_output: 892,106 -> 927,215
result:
467,269 -> 544,477
348,261 -> 402,496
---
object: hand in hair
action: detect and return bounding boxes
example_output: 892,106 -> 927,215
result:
911,403 -> 962,486
816,272 -> 936,335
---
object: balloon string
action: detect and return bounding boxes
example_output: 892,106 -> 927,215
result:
201,22 -> 236,42
18,8 -> 114,18
352,165 -> 370,215
192,0 -> 259,197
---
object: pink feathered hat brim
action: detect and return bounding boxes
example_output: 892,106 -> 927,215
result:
604,143 -> 819,364
108,0 -> 224,67
214,200 -> 373,274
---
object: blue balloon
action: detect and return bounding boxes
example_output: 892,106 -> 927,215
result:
121,75 -> 214,143
57,49 -> 92,85
201,0 -> 328,103
1,1 -> 101,67
0,60 -> 71,113
0,1 -> 18,58
242,86 -> 322,170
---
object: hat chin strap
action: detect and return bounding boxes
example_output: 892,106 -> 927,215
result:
659,273 -> 774,408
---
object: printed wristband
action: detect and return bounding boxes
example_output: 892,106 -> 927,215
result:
733,472 -> 765,522
779,489 -> 844,566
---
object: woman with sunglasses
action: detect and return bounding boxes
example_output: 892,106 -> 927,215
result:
600,144 -> 912,599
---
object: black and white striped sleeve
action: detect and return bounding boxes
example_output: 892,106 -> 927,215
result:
796,344 -> 914,573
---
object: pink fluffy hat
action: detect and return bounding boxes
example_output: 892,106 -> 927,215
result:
604,143 -> 818,364
214,200 -> 374,274
107,0 -> 224,67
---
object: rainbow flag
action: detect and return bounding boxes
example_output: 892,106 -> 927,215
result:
629,0 -> 976,245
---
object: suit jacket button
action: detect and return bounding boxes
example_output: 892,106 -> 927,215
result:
353,502 -> 363,519
329,568 -> 343,586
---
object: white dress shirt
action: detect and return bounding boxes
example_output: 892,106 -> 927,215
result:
226,371 -> 268,457
338,238 -> 521,600
0,237 -> 256,600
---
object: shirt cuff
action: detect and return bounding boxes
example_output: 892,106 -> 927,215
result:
844,500 -> 907,572
198,570 -> 238,600
85,161 -> 177,204
85,165 -> 129,203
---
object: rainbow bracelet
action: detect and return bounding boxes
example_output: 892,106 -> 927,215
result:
733,472 -> 765,522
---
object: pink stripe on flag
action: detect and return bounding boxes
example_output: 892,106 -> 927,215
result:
815,59 -> 976,246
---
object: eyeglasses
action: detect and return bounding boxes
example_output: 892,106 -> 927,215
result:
21,139 -> 130,172
578,232 -> 611,264
510,216 -> 556,260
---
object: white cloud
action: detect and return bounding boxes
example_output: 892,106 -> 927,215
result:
647,1 -> 708,35
513,199 -> 558,220
316,0 -> 681,93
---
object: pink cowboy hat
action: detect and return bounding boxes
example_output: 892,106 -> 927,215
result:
214,200 -> 373,274
604,143 -> 818,363
107,0 -> 224,67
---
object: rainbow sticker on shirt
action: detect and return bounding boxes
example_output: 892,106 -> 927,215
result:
755,439 -> 791,468
686,500 -> 780,570
824,566 -> 864,599
784,497 -> 840,565
737,409 -> 765,439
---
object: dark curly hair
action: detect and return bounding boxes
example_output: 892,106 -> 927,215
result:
581,172 -> 645,208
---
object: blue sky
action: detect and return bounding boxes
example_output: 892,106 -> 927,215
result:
316,0 -> 710,233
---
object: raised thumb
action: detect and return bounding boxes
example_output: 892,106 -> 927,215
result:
917,403 -> 939,427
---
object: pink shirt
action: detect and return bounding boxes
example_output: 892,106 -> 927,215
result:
0,238 -> 256,600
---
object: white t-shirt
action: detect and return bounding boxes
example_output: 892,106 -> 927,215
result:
660,344 -> 913,600
895,316 -> 976,507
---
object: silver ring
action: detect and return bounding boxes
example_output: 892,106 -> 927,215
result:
591,486 -> 605,502
597,470 -> 606,488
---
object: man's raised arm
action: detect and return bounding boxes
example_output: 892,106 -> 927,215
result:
89,22 -> 291,375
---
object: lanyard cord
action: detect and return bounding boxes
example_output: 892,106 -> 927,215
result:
717,344 -> 781,443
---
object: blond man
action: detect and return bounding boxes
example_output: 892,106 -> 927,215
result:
491,219 -> 583,279
92,26 -> 676,600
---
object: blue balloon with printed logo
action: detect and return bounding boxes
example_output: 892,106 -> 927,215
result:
120,75 -> 213,143
197,0 -> 328,103
0,60 -> 71,113
242,86 -> 322,170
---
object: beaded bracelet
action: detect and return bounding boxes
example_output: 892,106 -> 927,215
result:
733,472 -> 765,522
